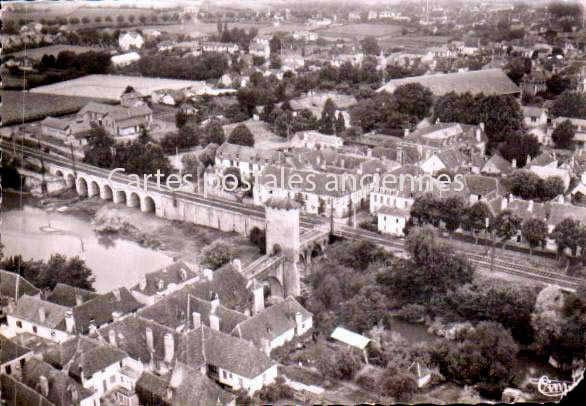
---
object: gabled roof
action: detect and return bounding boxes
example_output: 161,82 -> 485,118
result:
377,68 -> 520,96
378,205 -> 411,217
131,261 -> 198,297
482,154 -> 513,174
521,105 -> 547,118
464,175 -> 501,197
0,270 -> 40,300
78,101 -> 120,116
530,152 -> 557,167
331,327 -> 371,350
0,335 -> 31,365
0,374 -> 54,406
72,288 -> 143,334
22,358 -> 94,406
188,263 -> 252,312
46,284 -> 98,308
178,325 -> 275,379
9,296 -> 69,330
40,117 -> 70,131
233,297 -> 312,346
216,143 -> 284,164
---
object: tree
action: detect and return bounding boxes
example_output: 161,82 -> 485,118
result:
551,218 -> 581,257
492,210 -> 522,249
318,198 -> 326,215
201,241 -> 233,270
335,113 -> 346,135
462,202 -> 492,244
411,194 -> 443,227
116,15 -> 125,24
440,196 -> 465,237
499,133 -> 540,168
204,121 -> 225,145
522,217 -> 548,254
139,15 -> 147,24
546,74 -> 571,96
393,83 -> 434,120
269,35 -> 281,55
249,227 -> 266,254
319,98 -> 337,135
175,111 -> 188,129
551,119 -> 576,149
228,124 -> 254,147
360,36 -> 380,55
551,91 -> 586,119
236,87 -> 259,118
378,369 -> 418,402
83,128 -> 115,168
542,176 -> 565,200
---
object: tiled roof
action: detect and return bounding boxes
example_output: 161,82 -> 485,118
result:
464,175 -> 500,197
44,336 -> 126,379
378,205 -> 411,217
264,197 -> 301,210
131,261 -> 198,297
521,106 -> 547,118
78,101 -> 120,116
188,264 -> 251,312
0,335 -> 30,365
377,68 -> 520,96
40,117 -> 69,131
0,270 -> 40,300
72,288 -> 143,334
97,315 -> 180,365
22,359 -> 94,406
46,284 -> 98,308
233,297 -> 312,346
216,143 -> 284,164
547,203 -> 586,227
0,374 -> 54,406
437,149 -> 467,168
482,154 -> 513,174
9,296 -> 69,330
530,152 -> 557,167
178,325 -> 275,379
137,288 -> 248,333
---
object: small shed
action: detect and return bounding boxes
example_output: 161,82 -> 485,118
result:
331,327 -> 371,363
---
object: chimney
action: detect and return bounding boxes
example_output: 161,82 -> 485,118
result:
109,329 -> 117,347
500,197 -> 508,211
209,314 -> 220,331
112,289 -> 121,301
163,333 -> 174,363
211,294 -> 220,314
146,327 -> 154,353
75,294 -> 83,306
512,158 -> 517,168
527,155 -> 532,165
112,311 -> 122,322
479,122 -> 485,131
39,375 -> 49,398
38,307 -> 46,323
475,128 -> 481,142
295,311 -> 303,336
260,338 -> 271,356
139,277 -> 147,291
558,195 -> 564,204
253,282 -> 265,314
232,258 -> 241,273
192,312 -> 201,329
65,311 -> 75,334
203,268 -> 213,281
88,320 -> 97,336
403,128 -> 410,137
528,200 -> 534,212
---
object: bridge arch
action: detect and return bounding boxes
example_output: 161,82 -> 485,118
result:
114,190 -> 127,205
127,192 -> 140,208
141,196 -> 156,213
55,170 -> 64,178
264,276 -> 284,299
76,177 -> 88,197
88,181 -> 100,198
101,184 -> 113,201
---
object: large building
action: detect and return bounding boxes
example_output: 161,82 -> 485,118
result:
377,68 -> 520,96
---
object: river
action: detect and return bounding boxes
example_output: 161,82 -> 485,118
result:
0,192 -> 173,293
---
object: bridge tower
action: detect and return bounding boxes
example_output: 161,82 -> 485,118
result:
264,197 -> 301,297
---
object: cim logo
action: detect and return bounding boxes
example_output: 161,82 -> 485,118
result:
537,376 -> 577,397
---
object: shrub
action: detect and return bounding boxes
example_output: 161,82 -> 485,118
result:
396,304 -> 427,323
201,241 -> 233,270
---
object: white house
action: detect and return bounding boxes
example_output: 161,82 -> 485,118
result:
6,296 -> 73,343
111,51 -> 141,67
119,32 -> 144,51
215,143 -> 285,178
522,106 -> 548,128
377,205 -> 410,236
289,130 -> 343,150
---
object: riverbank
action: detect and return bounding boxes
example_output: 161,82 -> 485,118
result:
30,189 -> 261,267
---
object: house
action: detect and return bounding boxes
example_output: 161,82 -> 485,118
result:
253,35 -> 272,46
0,374 -> 54,406
46,283 -> 99,308
289,131 -> 343,150
0,335 -> 33,380
522,106 -> 548,128
151,89 -> 185,106
130,261 -> 199,306
377,69 -> 520,96
111,52 -> 141,67
120,88 -> 145,108
135,363 -> 236,406
119,32 -> 144,51
529,165 -> 571,190
1,270 -> 40,319
6,295 -> 73,342
215,143 -> 286,178
481,154 -> 514,176
21,358 -> 100,406
43,336 -> 128,398
202,42 -> 239,54
348,11 -> 361,21
232,296 -> 312,351
292,31 -> 318,42
40,117 -> 93,146
179,325 -> 278,395
520,71 -> 547,98
78,102 -> 153,140
377,206 -> 411,237
249,43 -> 270,59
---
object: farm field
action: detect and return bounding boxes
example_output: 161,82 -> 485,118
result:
0,90 -> 111,126
142,21 -> 269,36
379,35 -> 452,52
29,74 -> 207,100
318,23 -> 403,39
8,45 -> 105,61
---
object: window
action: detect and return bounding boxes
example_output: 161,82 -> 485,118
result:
208,365 -> 219,375
5,365 -> 11,375
223,370 -> 228,379
110,375 -> 116,384
16,321 -> 22,329
32,326 -> 37,334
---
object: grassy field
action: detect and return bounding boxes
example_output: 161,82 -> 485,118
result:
8,45 -> 104,60
0,90 -> 111,126
142,21 -> 269,36
318,23 -> 403,40
29,74 -> 206,100
379,35 -> 452,52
